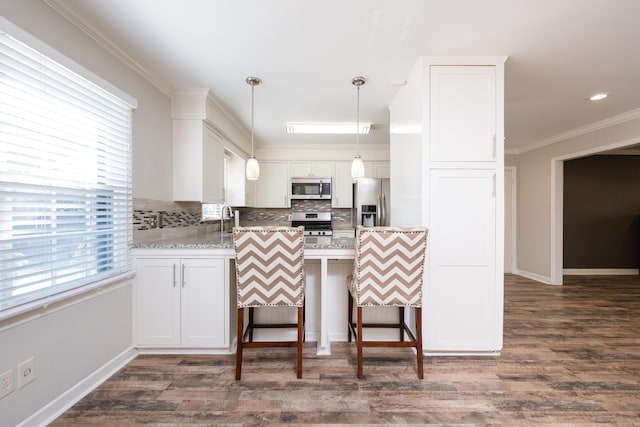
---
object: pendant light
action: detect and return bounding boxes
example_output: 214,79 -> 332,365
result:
351,76 -> 366,180
245,76 -> 261,181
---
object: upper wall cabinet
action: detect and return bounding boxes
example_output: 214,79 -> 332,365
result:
364,161 -> 391,179
253,161 -> 290,208
171,89 -> 252,205
173,120 -> 224,203
430,66 -> 497,163
332,161 -> 353,208
290,162 -> 334,178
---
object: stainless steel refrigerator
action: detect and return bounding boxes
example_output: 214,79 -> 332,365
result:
352,178 -> 390,227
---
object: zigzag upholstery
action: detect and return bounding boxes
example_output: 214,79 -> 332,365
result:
349,226 -> 428,307
347,225 -> 429,379
233,226 -> 306,380
234,226 -> 305,307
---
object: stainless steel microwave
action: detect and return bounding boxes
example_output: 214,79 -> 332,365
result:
291,177 -> 332,200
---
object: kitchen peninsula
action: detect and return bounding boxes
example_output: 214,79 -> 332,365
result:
132,232 -> 356,356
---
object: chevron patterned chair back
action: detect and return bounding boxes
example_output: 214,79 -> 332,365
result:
234,226 -> 305,307
347,225 -> 428,379
233,226 -> 305,380
351,226 -> 427,307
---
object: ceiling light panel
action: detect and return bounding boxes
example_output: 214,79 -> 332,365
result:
286,123 -> 371,134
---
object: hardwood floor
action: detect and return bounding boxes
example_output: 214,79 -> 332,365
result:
52,274 -> 640,426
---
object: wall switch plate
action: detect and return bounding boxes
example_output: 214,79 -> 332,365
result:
17,357 -> 35,389
0,369 -> 14,399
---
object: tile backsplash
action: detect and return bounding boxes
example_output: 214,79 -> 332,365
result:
132,198 -> 354,244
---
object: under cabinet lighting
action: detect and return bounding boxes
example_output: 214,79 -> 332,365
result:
286,123 -> 371,134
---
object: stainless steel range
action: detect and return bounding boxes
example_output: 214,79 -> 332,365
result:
291,212 -> 333,236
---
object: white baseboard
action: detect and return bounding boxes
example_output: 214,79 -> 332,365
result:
18,347 -> 137,427
517,269 -> 552,284
136,347 -> 232,355
563,268 -> 639,275
424,350 -> 501,357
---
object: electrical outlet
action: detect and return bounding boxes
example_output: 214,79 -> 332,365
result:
0,369 -> 14,399
147,214 -> 159,229
17,357 -> 35,389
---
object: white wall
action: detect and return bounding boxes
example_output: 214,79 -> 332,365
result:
0,1 -> 173,424
389,60 -> 424,227
516,114 -> 640,282
255,143 -> 390,162
1,0 -> 174,201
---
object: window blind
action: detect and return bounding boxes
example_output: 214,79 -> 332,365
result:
0,29 -> 134,316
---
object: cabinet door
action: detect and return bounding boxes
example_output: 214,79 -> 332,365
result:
135,258 -> 181,345
173,121 -> 225,203
290,162 -> 334,178
426,169 -> 498,351
332,161 -> 353,208
290,162 -> 312,178
430,66 -> 496,162
311,162 -> 334,178
181,258 -> 226,347
202,127 -> 225,203
254,161 -> 290,207
364,162 -> 390,178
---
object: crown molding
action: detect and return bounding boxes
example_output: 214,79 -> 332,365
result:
516,107 -> 640,155
43,0 -> 172,96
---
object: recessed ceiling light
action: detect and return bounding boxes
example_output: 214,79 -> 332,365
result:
589,93 -> 608,101
285,123 -> 371,134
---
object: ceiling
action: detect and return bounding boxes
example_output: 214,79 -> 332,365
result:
48,0 -> 640,153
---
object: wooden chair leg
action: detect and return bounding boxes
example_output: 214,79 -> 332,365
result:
347,291 -> 353,342
399,306 -> 405,342
297,306 -> 303,378
415,307 -> 424,379
235,307 -> 244,380
248,307 -> 255,342
357,306 -> 364,379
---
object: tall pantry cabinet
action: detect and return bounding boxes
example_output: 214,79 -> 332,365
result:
389,57 -> 507,354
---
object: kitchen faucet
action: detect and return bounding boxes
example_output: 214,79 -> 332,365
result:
221,204 -> 233,233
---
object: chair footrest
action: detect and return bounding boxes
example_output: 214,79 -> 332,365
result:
250,322 -> 300,329
348,322 -> 418,342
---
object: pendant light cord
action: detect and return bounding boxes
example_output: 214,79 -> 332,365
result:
356,83 -> 360,154
251,83 -> 255,156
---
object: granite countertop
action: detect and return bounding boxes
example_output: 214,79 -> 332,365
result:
132,232 -> 355,250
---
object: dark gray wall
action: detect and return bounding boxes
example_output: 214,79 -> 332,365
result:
564,155 -> 640,269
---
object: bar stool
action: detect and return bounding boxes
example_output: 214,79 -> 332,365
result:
347,225 -> 428,379
233,226 -> 305,380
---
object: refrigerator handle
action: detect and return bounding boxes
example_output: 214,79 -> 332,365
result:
381,193 -> 387,226
376,194 -> 382,226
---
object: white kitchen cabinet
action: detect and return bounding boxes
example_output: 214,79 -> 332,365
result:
389,57 -> 505,354
173,121 -> 224,203
332,161 -> 353,208
427,169 -> 498,350
430,66 -> 496,162
134,257 -> 227,348
364,161 -> 390,179
253,161 -> 290,207
290,162 -> 334,178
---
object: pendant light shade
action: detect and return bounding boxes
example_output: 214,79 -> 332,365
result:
246,155 -> 260,181
351,154 -> 365,180
245,76 -> 261,181
351,76 -> 366,180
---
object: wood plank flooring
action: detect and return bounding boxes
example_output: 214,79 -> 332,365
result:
51,274 -> 640,426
